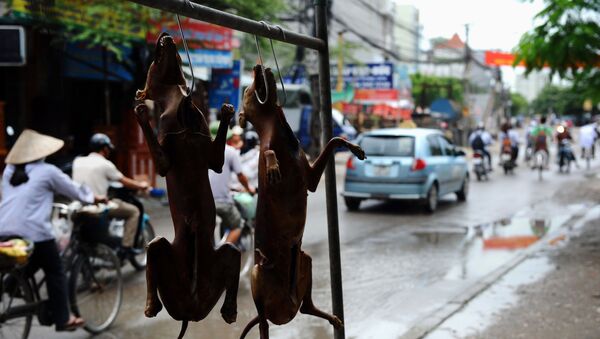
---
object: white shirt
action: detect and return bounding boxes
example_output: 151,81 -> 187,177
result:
469,130 -> 492,146
579,124 -> 597,149
209,145 -> 242,203
72,152 -> 124,196
0,162 -> 94,242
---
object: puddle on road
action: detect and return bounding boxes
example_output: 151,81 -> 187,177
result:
407,214 -> 570,282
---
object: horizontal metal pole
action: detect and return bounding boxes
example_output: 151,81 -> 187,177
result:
128,0 -> 326,51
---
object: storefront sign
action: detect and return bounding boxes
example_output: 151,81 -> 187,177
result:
148,18 -> 234,50
209,60 -> 242,111
484,51 -> 524,67
8,0 -> 145,39
183,49 -> 233,69
331,62 -> 394,89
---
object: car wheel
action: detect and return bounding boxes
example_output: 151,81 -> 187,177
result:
344,197 -> 362,211
424,184 -> 438,213
456,177 -> 468,202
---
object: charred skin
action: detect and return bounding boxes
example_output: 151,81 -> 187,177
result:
134,32 -> 240,338
240,65 -> 364,338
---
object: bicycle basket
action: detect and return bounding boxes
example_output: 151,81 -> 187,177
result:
0,238 -> 34,270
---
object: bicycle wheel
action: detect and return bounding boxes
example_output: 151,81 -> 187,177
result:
0,271 -> 33,339
130,221 -> 156,271
69,244 -> 122,334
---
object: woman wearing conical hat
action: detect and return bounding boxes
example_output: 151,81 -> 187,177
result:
0,129 -> 104,332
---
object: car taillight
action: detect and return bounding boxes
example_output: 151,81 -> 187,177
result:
346,156 -> 355,170
473,153 -> 482,158
411,158 -> 427,171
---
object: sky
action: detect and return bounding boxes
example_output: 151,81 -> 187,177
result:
396,0 -> 546,87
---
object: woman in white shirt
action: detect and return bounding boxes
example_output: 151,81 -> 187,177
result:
0,129 -> 101,332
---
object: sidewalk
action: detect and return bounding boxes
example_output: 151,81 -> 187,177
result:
424,176 -> 600,339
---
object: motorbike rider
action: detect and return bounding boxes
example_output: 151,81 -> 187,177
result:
556,123 -> 578,167
469,122 -> 493,170
208,122 -> 255,245
499,122 -> 520,164
0,130 -> 105,332
72,133 -> 150,258
530,116 -> 553,168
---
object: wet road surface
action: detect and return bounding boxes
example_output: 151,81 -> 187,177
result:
33,156 -> 597,339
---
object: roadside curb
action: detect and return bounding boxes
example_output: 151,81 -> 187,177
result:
400,210 -> 588,339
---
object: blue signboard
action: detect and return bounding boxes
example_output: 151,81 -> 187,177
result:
331,62 -> 394,89
182,49 -> 233,69
209,60 -> 242,111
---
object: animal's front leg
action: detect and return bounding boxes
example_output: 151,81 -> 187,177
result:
134,104 -> 171,176
264,150 -> 282,184
306,137 -> 365,192
209,103 -> 235,172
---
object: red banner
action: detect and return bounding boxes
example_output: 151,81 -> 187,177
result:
148,18 -> 234,50
354,89 -> 399,101
484,51 -> 524,67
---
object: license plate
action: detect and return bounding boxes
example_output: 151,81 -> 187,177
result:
373,165 -> 391,176
473,158 -> 483,165
501,154 -> 512,161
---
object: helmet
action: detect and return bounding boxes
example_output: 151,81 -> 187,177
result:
89,133 -> 114,152
476,122 -> 485,130
244,130 -> 259,149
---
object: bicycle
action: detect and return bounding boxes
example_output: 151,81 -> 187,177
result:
0,205 -> 124,338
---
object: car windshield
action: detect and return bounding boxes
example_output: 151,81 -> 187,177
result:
360,135 -> 415,157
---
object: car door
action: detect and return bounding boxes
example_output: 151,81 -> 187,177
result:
438,136 -> 463,192
425,134 -> 447,191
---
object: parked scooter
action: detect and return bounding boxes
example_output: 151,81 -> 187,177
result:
473,150 -> 490,181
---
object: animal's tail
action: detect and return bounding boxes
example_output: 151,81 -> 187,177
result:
177,320 -> 189,339
240,316 -> 260,339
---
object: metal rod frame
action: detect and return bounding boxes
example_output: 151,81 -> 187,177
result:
127,1 -> 345,338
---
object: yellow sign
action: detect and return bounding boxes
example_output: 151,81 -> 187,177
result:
10,0 -> 145,39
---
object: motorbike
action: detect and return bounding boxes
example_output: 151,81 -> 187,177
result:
500,141 -> 516,175
558,139 -> 574,173
472,150 -> 489,181
214,191 -> 256,279
52,185 -> 156,271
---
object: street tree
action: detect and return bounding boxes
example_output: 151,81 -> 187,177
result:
530,84 -> 585,116
510,92 -> 529,116
410,73 -> 464,108
515,0 -> 600,100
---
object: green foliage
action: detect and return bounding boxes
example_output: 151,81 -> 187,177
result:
410,73 -> 464,107
201,0 -> 285,20
510,92 -> 529,116
530,84 -> 586,116
514,0 -> 600,100
331,40 -> 365,65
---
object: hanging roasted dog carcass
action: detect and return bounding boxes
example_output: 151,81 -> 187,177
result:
239,65 -> 366,339
134,32 -> 240,339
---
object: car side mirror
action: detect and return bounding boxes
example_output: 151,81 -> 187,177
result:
454,149 -> 466,157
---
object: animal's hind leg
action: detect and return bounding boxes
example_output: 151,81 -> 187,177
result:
298,252 -> 343,329
216,243 -> 241,323
145,236 -> 171,317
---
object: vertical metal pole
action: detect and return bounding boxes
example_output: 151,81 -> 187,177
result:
315,1 -> 345,339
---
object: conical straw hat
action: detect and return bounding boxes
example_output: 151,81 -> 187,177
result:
5,129 -> 64,165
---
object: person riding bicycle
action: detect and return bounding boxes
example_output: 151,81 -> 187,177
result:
469,122 -> 493,170
72,133 -> 150,259
0,130 -> 105,331
208,122 -> 255,245
531,116 -> 553,167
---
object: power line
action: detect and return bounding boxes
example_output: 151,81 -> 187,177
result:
349,0 -> 420,37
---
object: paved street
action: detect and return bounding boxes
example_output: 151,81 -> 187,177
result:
33,153 -> 598,339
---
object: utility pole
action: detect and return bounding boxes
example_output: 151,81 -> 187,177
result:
462,23 -> 471,145
336,30 -> 346,92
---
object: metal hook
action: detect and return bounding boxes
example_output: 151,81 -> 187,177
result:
254,33 -> 269,105
176,13 -> 195,96
254,21 -> 287,107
